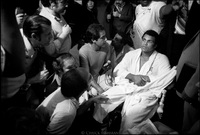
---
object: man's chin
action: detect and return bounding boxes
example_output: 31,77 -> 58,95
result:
60,9 -> 66,15
141,1 -> 150,6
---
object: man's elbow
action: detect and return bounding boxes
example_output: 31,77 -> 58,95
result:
160,5 -> 174,19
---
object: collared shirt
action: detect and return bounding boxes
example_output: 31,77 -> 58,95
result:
36,88 -> 79,134
1,45 -> 5,72
40,7 -> 72,57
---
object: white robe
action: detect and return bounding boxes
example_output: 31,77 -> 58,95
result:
93,49 -> 176,133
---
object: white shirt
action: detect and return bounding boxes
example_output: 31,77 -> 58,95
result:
36,88 -> 79,134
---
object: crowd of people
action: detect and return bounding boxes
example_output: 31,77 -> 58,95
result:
1,0 -> 199,134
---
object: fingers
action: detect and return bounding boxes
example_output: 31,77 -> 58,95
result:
141,76 -> 150,82
62,24 -> 72,34
134,75 -> 150,86
40,70 -> 49,80
136,80 -> 146,86
16,13 -> 26,23
93,95 -> 109,104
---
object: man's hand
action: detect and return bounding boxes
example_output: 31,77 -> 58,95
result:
113,11 -> 121,17
28,69 -> 49,84
62,24 -> 72,36
126,73 -> 150,86
16,13 -> 26,26
107,14 -> 111,20
92,95 -> 109,104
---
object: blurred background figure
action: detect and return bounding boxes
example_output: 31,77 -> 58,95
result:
63,0 -> 88,48
97,0 -> 115,40
82,0 -> 99,26
107,0 -> 134,38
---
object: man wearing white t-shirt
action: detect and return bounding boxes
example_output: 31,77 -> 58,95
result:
132,0 -> 181,49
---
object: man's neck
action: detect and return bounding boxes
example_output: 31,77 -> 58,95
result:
90,43 -> 100,51
141,51 -> 153,58
115,46 -> 123,56
29,40 -> 40,49
47,7 -> 60,18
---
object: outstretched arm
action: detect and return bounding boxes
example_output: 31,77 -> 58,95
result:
76,95 -> 109,116
1,1 -> 26,75
160,2 -> 181,19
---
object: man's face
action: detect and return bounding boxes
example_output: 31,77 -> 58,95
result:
115,0 -> 123,6
39,24 -> 53,47
87,0 -> 94,10
141,34 -> 156,53
96,30 -> 107,48
105,0 -> 110,4
62,58 -> 77,73
53,0 -> 68,14
112,33 -> 123,49
140,0 -> 152,7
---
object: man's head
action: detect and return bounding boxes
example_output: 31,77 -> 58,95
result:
111,32 -> 127,50
41,0 -> 68,14
52,53 -> 77,74
85,23 -> 107,48
61,67 -> 90,99
105,0 -> 111,4
115,0 -> 125,6
82,0 -> 95,11
23,15 -> 53,48
140,0 -> 152,7
141,30 -> 159,54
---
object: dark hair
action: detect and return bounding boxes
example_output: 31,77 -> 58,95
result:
117,31 -> 129,44
142,30 -> 159,45
16,0 -> 39,15
82,0 -> 96,8
52,53 -> 76,74
23,14 -> 51,38
61,68 -> 88,98
41,0 -> 69,7
84,23 -> 105,43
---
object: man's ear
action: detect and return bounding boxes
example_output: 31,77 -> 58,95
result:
92,39 -> 97,43
31,33 -> 39,41
154,44 -> 157,49
50,2 -> 56,10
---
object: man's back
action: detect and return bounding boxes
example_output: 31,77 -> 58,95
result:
36,88 -> 79,134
